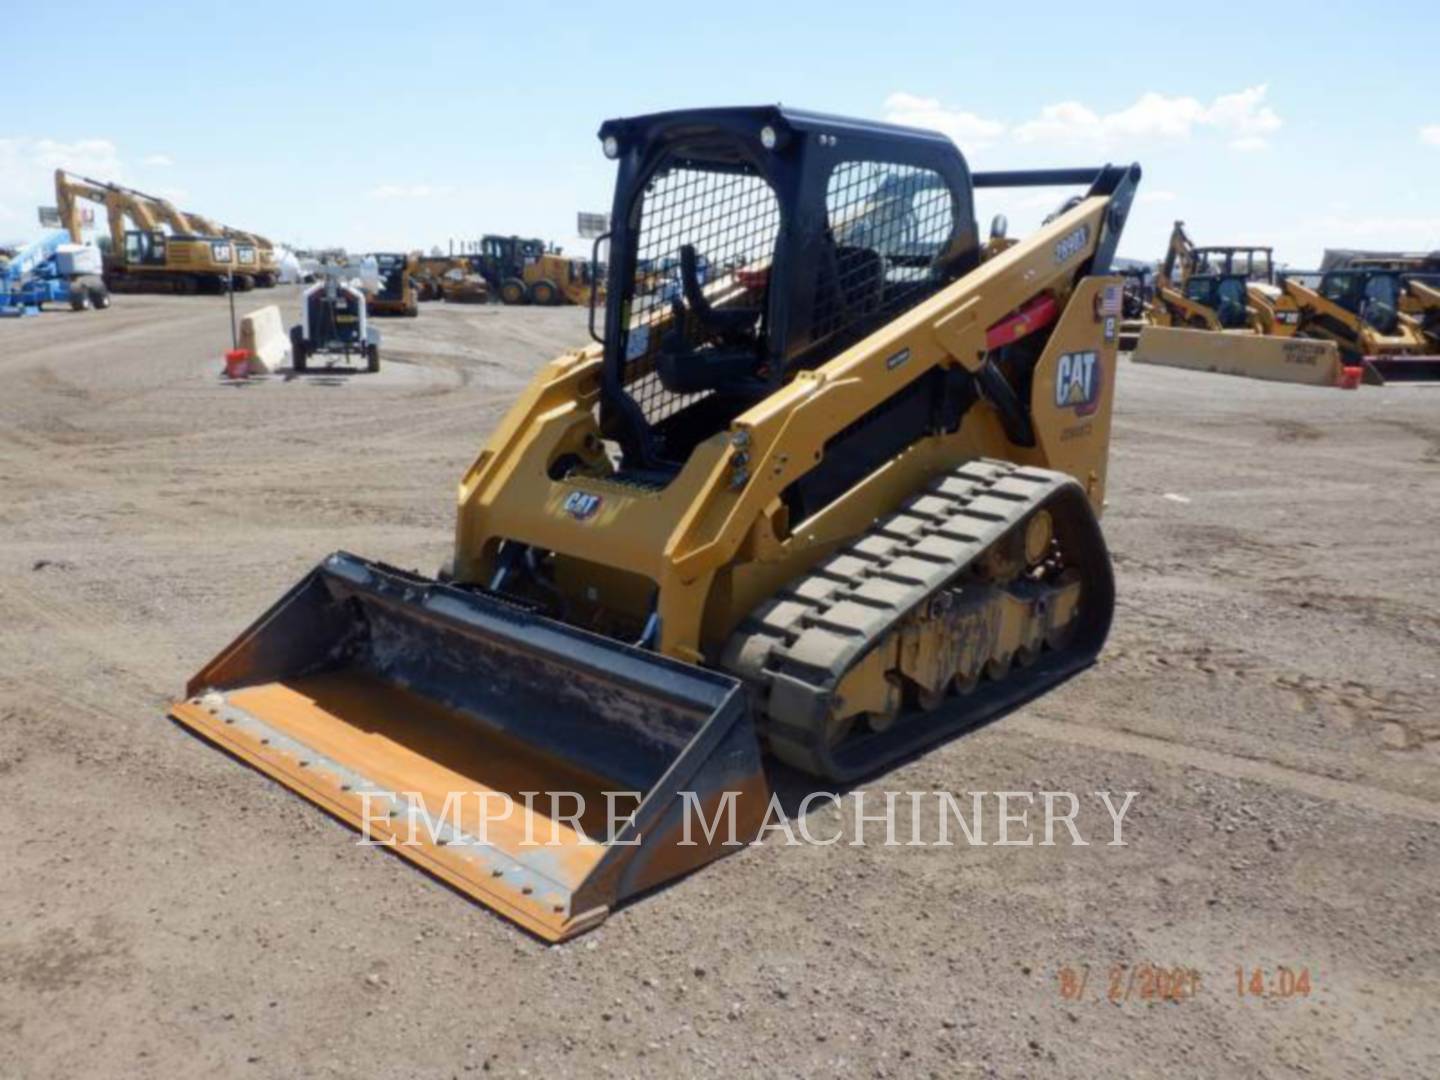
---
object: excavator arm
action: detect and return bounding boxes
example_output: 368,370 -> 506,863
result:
54,170 -> 121,248
1158,219 -> 1196,291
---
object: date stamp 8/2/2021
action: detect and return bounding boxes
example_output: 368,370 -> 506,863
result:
1056,963 -> 1316,1005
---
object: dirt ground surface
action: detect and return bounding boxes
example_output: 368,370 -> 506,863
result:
2,289 -> 1437,1079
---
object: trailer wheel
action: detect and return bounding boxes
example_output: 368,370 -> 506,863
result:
366,344 -> 381,373
529,279 -> 558,306
500,278 -> 528,305
70,290 -> 92,312
89,285 -> 111,310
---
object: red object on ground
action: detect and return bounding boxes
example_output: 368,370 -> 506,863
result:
1338,365 -> 1363,390
985,294 -> 1059,351
224,348 -> 252,379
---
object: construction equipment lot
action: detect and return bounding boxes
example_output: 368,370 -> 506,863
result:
1,290 -> 1437,1077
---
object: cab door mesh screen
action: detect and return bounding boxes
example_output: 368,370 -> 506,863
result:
815,161 -> 955,343
622,164 -> 780,425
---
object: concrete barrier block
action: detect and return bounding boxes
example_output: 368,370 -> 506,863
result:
239,304 -> 291,374
1132,326 -> 1343,387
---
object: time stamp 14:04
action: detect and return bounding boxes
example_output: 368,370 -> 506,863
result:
1056,964 -> 1316,1004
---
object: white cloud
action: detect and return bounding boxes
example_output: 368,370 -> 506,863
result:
142,153 -> 174,167
885,86 -> 1282,153
366,183 -> 448,200
1421,125 -> 1440,146
1137,190 -> 1178,203
0,137 -> 126,237
1204,85 -> 1282,138
883,92 -> 1006,149
1013,85 -> 1281,150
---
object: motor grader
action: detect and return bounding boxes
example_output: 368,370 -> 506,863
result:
172,106 -> 1140,941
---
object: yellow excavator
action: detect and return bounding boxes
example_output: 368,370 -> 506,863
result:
55,170 -> 235,294
150,203 -> 258,291
1133,221 -> 1341,384
171,107 -> 1140,941
185,212 -> 280,289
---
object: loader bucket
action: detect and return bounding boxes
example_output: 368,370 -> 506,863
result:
1361,354 -> 1440,383
171,553 -> 767,941
1132,325 -> 1343,386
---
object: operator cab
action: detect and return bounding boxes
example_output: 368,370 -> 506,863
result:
124,229 -> 168,266
594,106 -> 981,477
372,253 -> 409,301
1184,246 -> 1273,329
1320,269 -> 1402,334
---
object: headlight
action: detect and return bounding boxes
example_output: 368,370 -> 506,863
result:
759,125 -> 778,150
602,135 -> 620,160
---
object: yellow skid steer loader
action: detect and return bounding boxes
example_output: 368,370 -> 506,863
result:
172,107 -> 1140,941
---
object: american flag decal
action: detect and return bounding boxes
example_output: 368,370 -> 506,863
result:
1100,283 -> 1123,317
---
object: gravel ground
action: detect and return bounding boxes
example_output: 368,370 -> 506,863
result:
1,289 -> 1437,1079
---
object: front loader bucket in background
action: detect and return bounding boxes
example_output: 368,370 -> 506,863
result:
170,553 -> 767,942
1362,354 -> 1440,383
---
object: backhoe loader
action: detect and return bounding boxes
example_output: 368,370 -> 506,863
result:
1147,221 -> 1299,334
171,107 -> 1140,941
55,171 -> 234,294
1282,268 -> 1440,382
1133,221 -> 1342,384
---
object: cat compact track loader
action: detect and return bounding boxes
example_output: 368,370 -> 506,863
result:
365,252 -> 420,316
1281,268 -> 1440,382
171,107 -> 1139,941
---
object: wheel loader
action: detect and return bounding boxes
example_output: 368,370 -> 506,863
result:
171,107 -> 1140,941
498,250 -> 599,306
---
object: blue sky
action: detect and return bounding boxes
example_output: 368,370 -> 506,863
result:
3,1 -> 1437,266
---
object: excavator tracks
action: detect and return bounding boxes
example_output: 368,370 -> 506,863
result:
721,459 -> 1115,781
